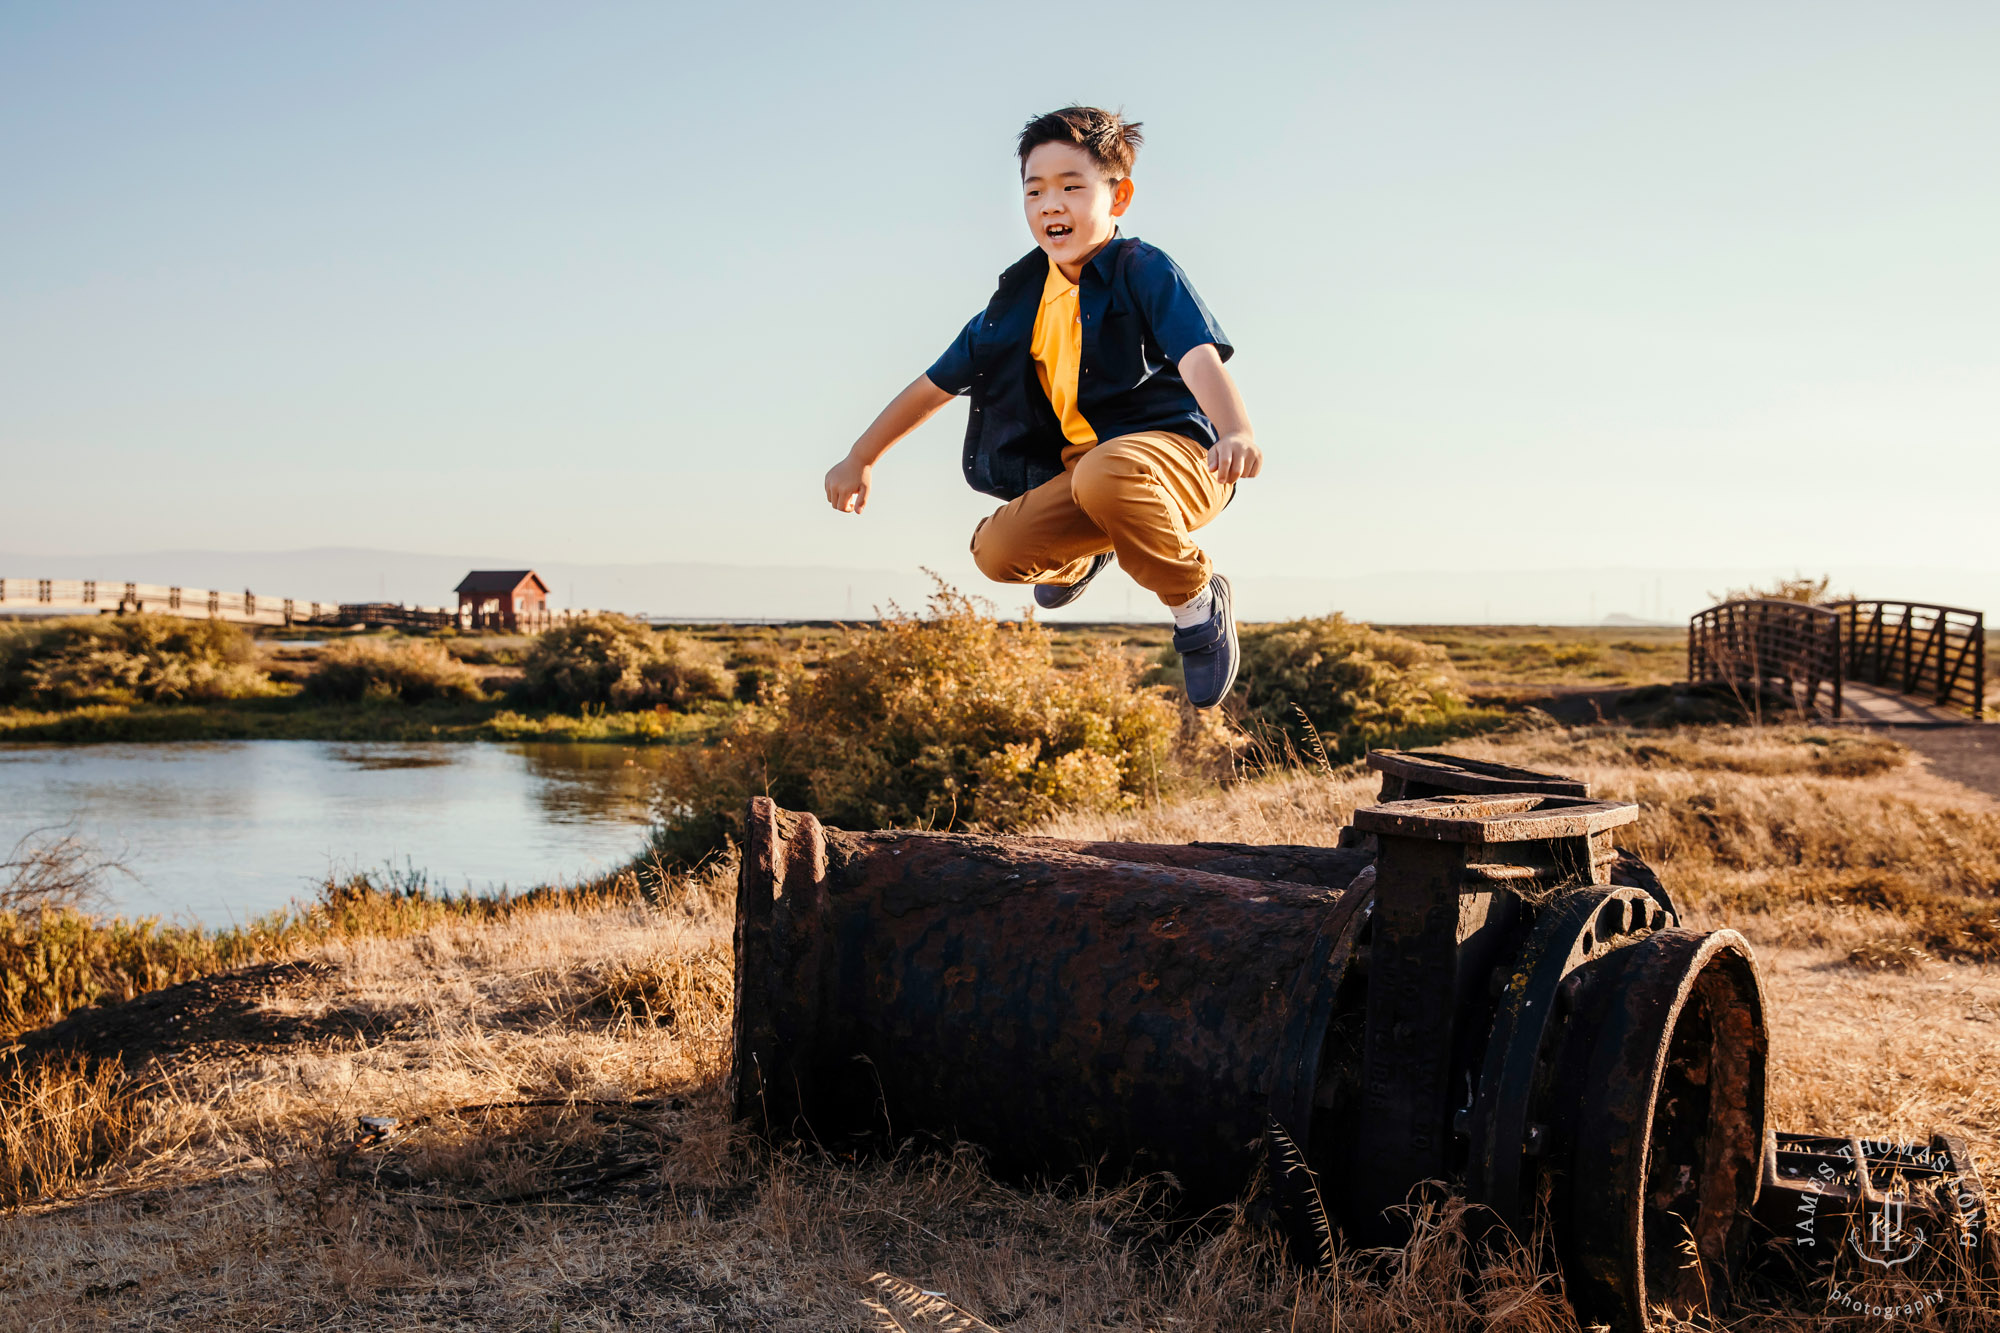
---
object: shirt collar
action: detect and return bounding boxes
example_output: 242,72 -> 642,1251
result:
1085,229 -> 1127,281
1041,255 -> 1078,305
1041,229 -> 1128,302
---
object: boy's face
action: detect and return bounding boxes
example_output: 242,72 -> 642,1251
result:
1021,141 -> 1134,270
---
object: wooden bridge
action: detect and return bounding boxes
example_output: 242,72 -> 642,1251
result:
1688,598 -> 1987,723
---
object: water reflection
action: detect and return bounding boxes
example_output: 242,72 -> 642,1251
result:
0,742 -> 667,926
518,743 -> 674,823
330,746 -> 457,771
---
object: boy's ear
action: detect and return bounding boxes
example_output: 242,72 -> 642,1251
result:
1110,177 -> 1135,217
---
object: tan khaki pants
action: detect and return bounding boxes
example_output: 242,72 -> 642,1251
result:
970,430 -> 1232,607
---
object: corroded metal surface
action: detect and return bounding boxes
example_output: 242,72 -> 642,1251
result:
731,756 -> 1980,1333
1018,836 -> 1376,889
1552,928 -> 1768,1326
1752,1131 -> 1998,1289
1350,792 -> 1639,850
732,798 -> 1371,1205
1354,752 -> 1679,920
1368,749 -> 1591,801
1467,885 -> 1669,1225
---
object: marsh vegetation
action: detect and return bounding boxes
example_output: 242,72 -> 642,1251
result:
3,723 -> 1997,1328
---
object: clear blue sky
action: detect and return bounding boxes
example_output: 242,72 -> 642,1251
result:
4,2 -> 1995,591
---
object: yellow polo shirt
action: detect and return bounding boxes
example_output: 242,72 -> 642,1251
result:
1031,257 -> 1097,451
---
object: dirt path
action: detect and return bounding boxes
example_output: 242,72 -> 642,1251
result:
1893,725 -> 2000,801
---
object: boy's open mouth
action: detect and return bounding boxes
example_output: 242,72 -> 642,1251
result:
1045,224 -> 1072,238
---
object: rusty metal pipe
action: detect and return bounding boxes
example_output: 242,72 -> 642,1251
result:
733,799 -> 1367,1205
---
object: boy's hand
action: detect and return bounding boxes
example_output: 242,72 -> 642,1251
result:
825,455 -> 874,514
1207,432 -> 1262,485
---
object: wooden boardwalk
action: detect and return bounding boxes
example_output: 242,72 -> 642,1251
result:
2,577 -> 610,632
0,578 -> 340,627
1835,681 -> 1970,726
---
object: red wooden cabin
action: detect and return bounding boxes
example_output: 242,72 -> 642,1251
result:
455,570 -> 550,631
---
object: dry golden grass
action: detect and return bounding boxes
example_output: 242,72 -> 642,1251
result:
0,859 -> 683,1045
3,723 -> 1997,1329
0,1057 -> 136,1207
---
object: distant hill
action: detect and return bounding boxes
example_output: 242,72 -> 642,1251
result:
0,548 -> 948,622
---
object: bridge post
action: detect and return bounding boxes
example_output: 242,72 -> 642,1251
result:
1979,617 -> 1988,721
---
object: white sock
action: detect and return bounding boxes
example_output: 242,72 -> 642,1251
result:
1169,586 -> 1215,630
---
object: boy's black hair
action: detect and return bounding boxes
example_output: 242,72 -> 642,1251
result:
1017,106 -> 1143,180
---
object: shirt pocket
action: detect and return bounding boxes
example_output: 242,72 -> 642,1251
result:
1093,298 -> 1165,389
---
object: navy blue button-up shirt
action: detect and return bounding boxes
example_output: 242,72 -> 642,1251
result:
926,235 -> 1232,500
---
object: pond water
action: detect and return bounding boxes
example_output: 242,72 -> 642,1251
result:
0,742 -> 671,926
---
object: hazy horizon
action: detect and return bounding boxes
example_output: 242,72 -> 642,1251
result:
9,544 -> 1998,626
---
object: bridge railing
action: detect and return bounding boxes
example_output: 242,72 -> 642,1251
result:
0,578 -> 342,626
1828,600 -> 1986,719
1687,599 -> 1844,719
312,603 -> 462,631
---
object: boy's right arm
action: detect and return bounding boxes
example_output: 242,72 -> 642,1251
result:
823,374 -> 955,514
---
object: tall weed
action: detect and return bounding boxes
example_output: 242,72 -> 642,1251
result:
0,1056 -> 135,1207
0,829 -> 123,914
651,583 -> 1219,862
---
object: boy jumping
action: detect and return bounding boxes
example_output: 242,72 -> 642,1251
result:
823,106 -> 1261,708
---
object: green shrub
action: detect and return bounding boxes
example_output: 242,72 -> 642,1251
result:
438,635 -> 528,666
1491,640 -> 1603,672
1226,614 -> 1479,760
516,615 -> 732,711
306,637 -> 484,703
1717,574 -> 1841,604
651,583 -> 1208,862
0,615 -> 270,707
723,639 -> 797,703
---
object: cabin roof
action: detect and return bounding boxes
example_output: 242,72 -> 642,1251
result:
453,570 -> 549,596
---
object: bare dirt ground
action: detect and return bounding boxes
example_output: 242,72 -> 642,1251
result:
1895,725 -> 2000,802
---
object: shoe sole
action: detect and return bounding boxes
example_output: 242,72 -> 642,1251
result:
1034,554 -> 1113,610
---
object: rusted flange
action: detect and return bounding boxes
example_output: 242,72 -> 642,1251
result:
1554,927 -> 1768,1333
1265,866 -> 1377,1266
1367,749 -> 1592,801
1353,793 -> 1639,843
1468,885 -> 1669,1228
1354,794 -> 1638,891
732,796 -> 833,1135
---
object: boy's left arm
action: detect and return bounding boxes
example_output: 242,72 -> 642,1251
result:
1179,345 -> 1262,484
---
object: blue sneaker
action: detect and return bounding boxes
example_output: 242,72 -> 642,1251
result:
1173,573 -> 1239,709
1034,552 -> 1113,611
